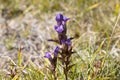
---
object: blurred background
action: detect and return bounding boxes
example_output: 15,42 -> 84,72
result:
0,0 -> 120,79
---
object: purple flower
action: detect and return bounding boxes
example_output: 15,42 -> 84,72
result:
62,16 -> 70,25
44,52 -> 52,59
61,38 -> 72,46
56,13 -> 63,22
54,46 -> 60,54
61,39 -> 66,43
55,13 -> 69,26
63,16 -> 70,22
54,25 -> 64,33
66,38 -> 71,46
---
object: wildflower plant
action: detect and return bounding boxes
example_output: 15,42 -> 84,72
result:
45,13 -> 74,80
44,47 -> 59,80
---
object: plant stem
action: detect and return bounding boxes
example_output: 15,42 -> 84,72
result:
52,66 -> 57,80
53,70 -> 57,80
64,57 -> 69,80
65,69 -> 68,80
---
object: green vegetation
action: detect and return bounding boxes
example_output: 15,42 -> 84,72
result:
0,0 -> 120,80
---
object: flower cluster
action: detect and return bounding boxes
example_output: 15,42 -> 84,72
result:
54,13 -> 70,44
44,13 -> 74,80
44,46 -> 59,71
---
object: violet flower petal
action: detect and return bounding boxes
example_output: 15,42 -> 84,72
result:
54,25 -> 64,33
44,52 -> 52,59
54,46 -> 60,54
56,13 -> 63,22
66,38 -> 71,46
63,16 -> 70,22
